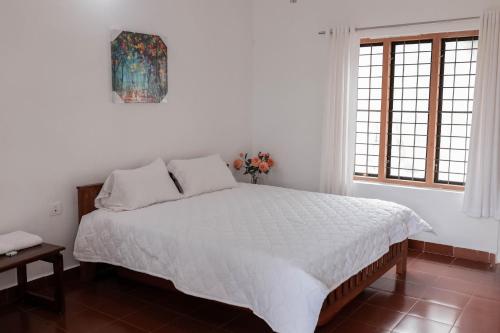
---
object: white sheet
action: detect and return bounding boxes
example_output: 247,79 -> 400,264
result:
74,184 -> 430,333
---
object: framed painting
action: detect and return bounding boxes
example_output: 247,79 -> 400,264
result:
111,30 -> 168,103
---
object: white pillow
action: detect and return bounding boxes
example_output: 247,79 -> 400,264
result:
167,154 -> 237,197
95,158 -> 181,211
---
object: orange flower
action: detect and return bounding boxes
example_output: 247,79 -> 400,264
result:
259,162 -> 270,173
267,158 -> 274,168
233,159 -> 243,170
251,156 -> 260,167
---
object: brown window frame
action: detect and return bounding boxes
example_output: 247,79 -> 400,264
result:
353,30 -> 478,191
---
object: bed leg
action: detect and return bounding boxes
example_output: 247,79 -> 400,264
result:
396,240 -> 408,279
80,262 -> 96,282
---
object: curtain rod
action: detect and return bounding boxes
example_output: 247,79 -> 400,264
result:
318,16 -> 480,35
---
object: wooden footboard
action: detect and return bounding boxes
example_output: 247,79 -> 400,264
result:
76,184 -> 408,328
317,239 -> 408,326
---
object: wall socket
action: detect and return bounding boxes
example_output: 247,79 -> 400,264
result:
49,201 -> 62,216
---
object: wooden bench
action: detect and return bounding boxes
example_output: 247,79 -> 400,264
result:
0,243 -> 65,312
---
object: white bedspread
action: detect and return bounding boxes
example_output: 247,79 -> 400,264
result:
74,184 -> 430,333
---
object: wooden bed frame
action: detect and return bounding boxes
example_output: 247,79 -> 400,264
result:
76,184 -> 407,327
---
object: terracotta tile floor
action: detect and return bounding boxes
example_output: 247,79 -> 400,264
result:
0,250 -> 499,332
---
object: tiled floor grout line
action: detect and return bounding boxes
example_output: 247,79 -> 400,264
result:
349,292 -> 468,332
326,298 -> 370,331
19,305 -> 70,333
339,294 -> 406,332
65,285 -> 241,332
115,317 -> 150,332
99,318 -> 148,333
217,311 -> 245,330
150,321 -> 170,333
29,290 -> 151,333
403,313 -> 462,327
362,278 -> 473,331
450,295 -> 472,331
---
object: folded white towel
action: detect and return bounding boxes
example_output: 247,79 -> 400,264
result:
0,231 -> 43,255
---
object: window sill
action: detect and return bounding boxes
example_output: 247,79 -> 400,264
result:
352,175 -> 464,192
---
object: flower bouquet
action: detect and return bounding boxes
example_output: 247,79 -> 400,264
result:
233,152 -> 274,184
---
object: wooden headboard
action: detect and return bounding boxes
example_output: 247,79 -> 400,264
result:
77,184 -> 103,222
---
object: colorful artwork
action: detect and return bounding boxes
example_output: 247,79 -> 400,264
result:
111,31 -> 168,103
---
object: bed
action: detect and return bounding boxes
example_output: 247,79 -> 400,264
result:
74,183 -> 429,333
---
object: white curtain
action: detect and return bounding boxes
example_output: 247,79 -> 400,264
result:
463,9 -> 500,219
319,27 -> 353,195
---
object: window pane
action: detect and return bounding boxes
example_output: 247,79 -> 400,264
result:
387,40 -> 432,181
354,44 -> 383,177
435,36 -> 477,185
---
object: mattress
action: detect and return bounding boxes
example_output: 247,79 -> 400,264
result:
73,183 -> 430,333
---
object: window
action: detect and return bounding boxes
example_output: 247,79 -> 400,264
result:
355,44 -> 383,177
354,31 -> 478,190
389,40 -> 432,181
436,37 -> 478,185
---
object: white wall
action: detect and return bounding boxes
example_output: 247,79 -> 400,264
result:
252,0 -> 500,260
0,0 -> 253,289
